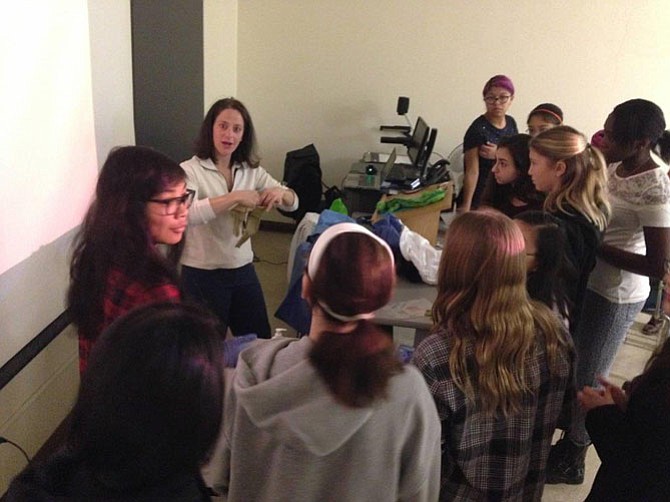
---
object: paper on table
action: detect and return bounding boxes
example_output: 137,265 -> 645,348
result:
376,298 -> 433,320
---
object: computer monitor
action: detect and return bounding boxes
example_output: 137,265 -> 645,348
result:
407,117 -> 430,167
419,128 -> 438,181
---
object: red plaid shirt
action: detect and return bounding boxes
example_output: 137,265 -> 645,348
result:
78,269 -> 180,373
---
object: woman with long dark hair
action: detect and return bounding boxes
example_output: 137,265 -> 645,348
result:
480,133 -> 544,217
514,210 -> 575,324
68,146 -> 192,373
7,303 -> 225,500
180,98 -> 298,339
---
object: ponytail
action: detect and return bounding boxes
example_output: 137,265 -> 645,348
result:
655,130 -> 670,164
309,322 -> 403,408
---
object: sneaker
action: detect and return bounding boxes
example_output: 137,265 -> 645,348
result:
642,317 -> 664,336
545,437 -> 587,485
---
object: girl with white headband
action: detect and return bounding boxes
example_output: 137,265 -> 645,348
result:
204,222 -> 441,501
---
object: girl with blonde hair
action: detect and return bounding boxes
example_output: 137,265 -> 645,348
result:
528,125 -> 610,335
413,210 -> 574,500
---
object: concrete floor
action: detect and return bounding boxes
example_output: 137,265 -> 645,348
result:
252,227 -> 664,502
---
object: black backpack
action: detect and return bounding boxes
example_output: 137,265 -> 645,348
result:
278,144 -> 324,222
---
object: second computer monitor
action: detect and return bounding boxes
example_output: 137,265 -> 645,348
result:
419,128 -> 438,180
407,117 -> 430,167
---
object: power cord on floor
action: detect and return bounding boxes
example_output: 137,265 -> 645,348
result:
0,436 -> 31,464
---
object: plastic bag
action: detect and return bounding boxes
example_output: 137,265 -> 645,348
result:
399,227 -> 442,285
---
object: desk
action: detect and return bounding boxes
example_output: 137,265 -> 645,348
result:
372,182 -> 453,246
342,161 -> 454,244
375,276 -> 437,347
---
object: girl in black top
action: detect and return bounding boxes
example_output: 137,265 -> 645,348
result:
460,74 -> 518,211
480,133 -> 544,217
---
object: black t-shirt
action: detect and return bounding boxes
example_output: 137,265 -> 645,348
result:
462,114 -> 518,208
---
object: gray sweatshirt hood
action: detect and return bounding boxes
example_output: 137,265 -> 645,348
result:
233,337 -> 374,457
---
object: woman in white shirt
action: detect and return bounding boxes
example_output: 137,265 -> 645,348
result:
180,98 -> 298,339
546,99 -> 670,485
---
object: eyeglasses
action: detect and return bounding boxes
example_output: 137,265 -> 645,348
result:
147,189 -> 195,215
484,95 -> 512,104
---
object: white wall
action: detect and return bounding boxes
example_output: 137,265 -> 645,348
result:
231,0 -> 670,216
3,0 -> 669,491
0,0 -> 135,492
204,0 -> 238,108
88,0 -> 136,162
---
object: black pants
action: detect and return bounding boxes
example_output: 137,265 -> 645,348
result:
181,263 -> 271,339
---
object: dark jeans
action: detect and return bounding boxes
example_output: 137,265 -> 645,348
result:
181,263 -> 271,339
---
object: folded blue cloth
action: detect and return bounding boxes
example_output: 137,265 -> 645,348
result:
372,214 -> 403,252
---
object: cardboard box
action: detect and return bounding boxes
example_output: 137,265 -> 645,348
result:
373,182 -> 454,246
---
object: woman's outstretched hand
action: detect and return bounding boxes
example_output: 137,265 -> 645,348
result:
578,376 -> 628,412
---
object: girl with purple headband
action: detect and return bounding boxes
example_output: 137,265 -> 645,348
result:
460,74 -> 518,211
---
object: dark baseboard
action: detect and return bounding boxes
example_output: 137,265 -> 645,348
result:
259,220 -> 296,233
0,413 -> 72,499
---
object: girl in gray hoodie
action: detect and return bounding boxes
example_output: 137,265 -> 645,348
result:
205,222 -> 441,501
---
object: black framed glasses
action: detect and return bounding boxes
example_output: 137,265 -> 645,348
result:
147,189 -> 195,215
484,95 -> 512,104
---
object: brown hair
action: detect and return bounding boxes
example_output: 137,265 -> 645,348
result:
194,97 -> 260,167
307,232 -> 402,407
68,146 -> 186,341
432,210 -> 570,417
527,103 -> 564,126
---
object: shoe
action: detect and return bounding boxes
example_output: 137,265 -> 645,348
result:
545,437 -> 587,485
642,317 -> 664,336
